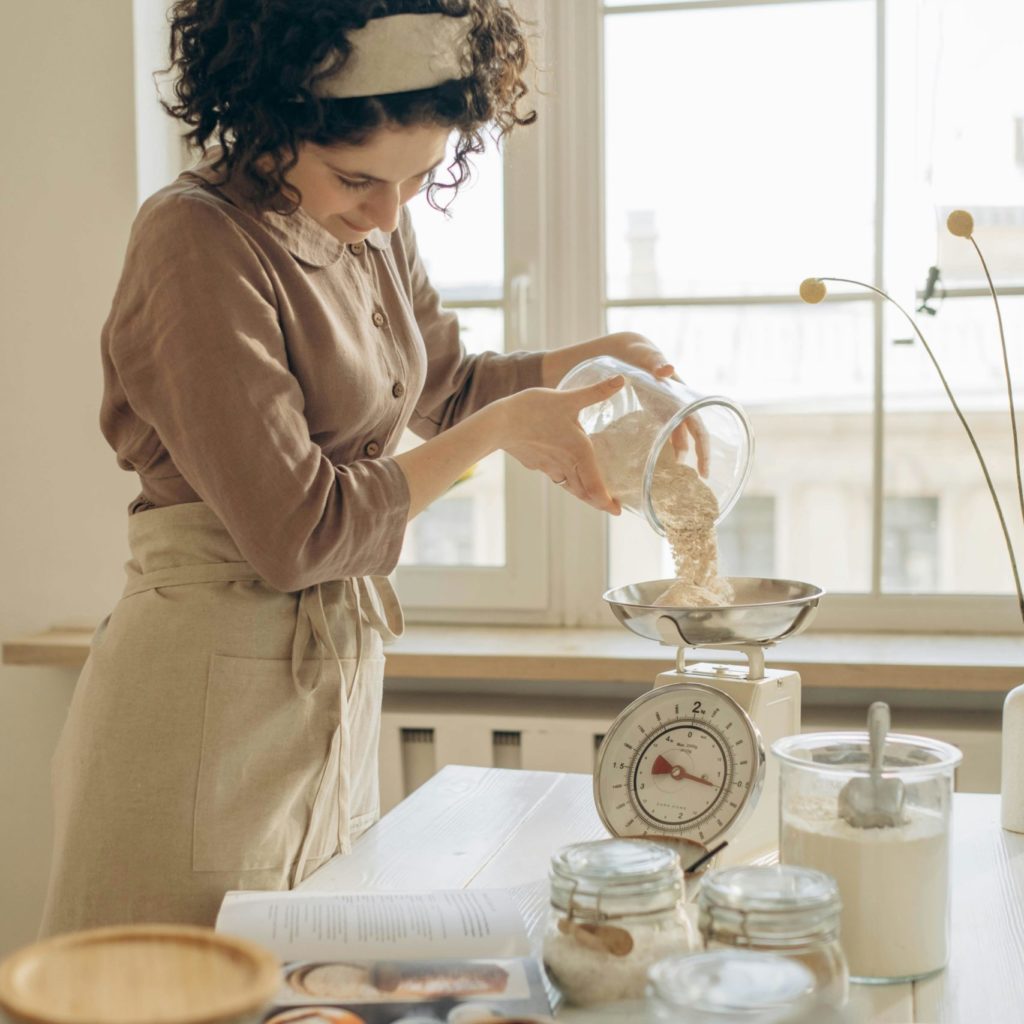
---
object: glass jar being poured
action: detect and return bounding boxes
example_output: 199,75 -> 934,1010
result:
558,356 -> 753,607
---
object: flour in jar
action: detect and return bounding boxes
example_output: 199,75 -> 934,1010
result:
781,796 -> 950,980
591,411 -> 734,607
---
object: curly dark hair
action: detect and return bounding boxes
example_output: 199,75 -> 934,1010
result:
162,0 -> 536,212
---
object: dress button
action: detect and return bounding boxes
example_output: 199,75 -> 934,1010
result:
364,440 -> 381,457
392,381 -> 405,399
349,242 -> 364,255
372,310 -> 387,328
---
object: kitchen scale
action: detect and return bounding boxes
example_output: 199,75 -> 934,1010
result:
594,576 -> 824,865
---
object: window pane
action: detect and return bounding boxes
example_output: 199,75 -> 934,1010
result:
399,452 -> 506,566
604,1 -> 875,299
400,141 -> 506,568
905,0 -> 1024,288
407,142 -> 503,300
719,495 -> 777,579
607,302 -> 874,593
883,497 -> 938,592
398,308 -> 506,568
454,305 -> 504,357
884,294 -> 1024,594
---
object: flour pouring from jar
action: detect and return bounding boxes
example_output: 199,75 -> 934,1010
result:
558,355 -> 753,608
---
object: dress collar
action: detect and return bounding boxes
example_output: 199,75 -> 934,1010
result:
183,150 -> 392,267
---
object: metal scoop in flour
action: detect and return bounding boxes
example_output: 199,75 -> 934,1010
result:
837,702 -> 906,828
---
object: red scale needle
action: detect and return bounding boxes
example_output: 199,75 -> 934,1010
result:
651,754 -> 715,788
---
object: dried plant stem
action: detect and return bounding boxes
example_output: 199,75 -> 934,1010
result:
820,276 -> 1024,625
970,236 -> 1024,532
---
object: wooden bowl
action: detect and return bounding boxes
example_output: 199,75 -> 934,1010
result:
0,924 -> 280,1024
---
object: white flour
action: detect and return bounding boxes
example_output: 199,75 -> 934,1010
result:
781,796 -> 950,980
591,412 -> 733,607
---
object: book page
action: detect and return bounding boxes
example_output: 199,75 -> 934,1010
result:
216,889 -> 531,961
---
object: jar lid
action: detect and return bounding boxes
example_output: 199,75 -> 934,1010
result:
0,925 -> 280,1024
772,731 -> 962,778
698,866 -> 841,946
549,839 -> 682,919
647,949 -> 816,1016
701,865 -> 839,913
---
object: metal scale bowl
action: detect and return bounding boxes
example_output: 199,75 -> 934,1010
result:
594,577 -> 825,864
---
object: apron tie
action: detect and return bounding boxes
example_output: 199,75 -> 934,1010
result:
290,579 -> 366,887
289,583 -> 340,698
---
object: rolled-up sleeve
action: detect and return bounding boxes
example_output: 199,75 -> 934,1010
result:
106,195 -> 409,591
399,211 -> 545,440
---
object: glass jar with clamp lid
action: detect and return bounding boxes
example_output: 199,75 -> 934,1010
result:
646,949 -> 819,1023
698,864 -> 848,1007
542,838 -> 698,1006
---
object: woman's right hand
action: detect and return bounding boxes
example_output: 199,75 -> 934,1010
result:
491,374 -> 626,514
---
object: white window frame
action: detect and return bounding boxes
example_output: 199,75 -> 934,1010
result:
395,9 -> 552,616
399,0 -> 613,624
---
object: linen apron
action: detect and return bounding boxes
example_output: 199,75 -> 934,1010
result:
39,501 -> 403,937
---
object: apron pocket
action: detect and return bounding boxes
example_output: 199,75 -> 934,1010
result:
192,654 -> 355,873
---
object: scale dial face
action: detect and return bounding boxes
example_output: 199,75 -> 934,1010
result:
594,682 -> 766,847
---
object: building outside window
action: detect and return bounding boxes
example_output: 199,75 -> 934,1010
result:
883,496 -> 940,593
718,496 -> 778,581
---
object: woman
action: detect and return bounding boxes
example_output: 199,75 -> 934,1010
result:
40,0 -> 679,935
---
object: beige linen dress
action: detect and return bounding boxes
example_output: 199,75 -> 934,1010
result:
39,154 -> 543,936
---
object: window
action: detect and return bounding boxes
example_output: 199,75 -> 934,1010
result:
399,0 -> 1024,630
392,99 -> 551,615
596,0 -> 1024,630
884,0 -> 1024,606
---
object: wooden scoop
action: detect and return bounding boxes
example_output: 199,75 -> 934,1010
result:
556,916 -> 634,956
837,701 -> 906,829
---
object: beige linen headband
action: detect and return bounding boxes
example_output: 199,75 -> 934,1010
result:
310,12 -> 473,99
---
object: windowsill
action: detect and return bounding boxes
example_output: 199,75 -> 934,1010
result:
3,623 -> 1023,697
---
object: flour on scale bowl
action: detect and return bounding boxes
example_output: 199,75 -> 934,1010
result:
604,577 -> 825,649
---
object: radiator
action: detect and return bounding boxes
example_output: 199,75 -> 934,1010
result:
377,693 -> 1002,814
378,694 -> 619,813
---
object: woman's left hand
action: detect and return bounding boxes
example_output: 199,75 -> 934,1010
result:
542,331 -> 710,477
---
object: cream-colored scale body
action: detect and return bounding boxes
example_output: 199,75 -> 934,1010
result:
652,645 -> 801,863
599,577 -> 822,865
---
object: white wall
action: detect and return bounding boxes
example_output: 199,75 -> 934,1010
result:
0,0 -> 141,956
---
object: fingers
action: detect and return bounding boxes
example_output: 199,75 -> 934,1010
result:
612,332 -> 674,380
566,373 -> 625,411
573,450 -> 620,513
670,419 -> 690,460
669,413 -> 709,479
686,413 -> 711,478
546,455 -> 620,514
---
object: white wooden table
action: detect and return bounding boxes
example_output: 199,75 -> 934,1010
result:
301,765 -> 1024,1023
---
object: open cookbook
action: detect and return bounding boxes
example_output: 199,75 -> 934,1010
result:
216,889 -> 554,1024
